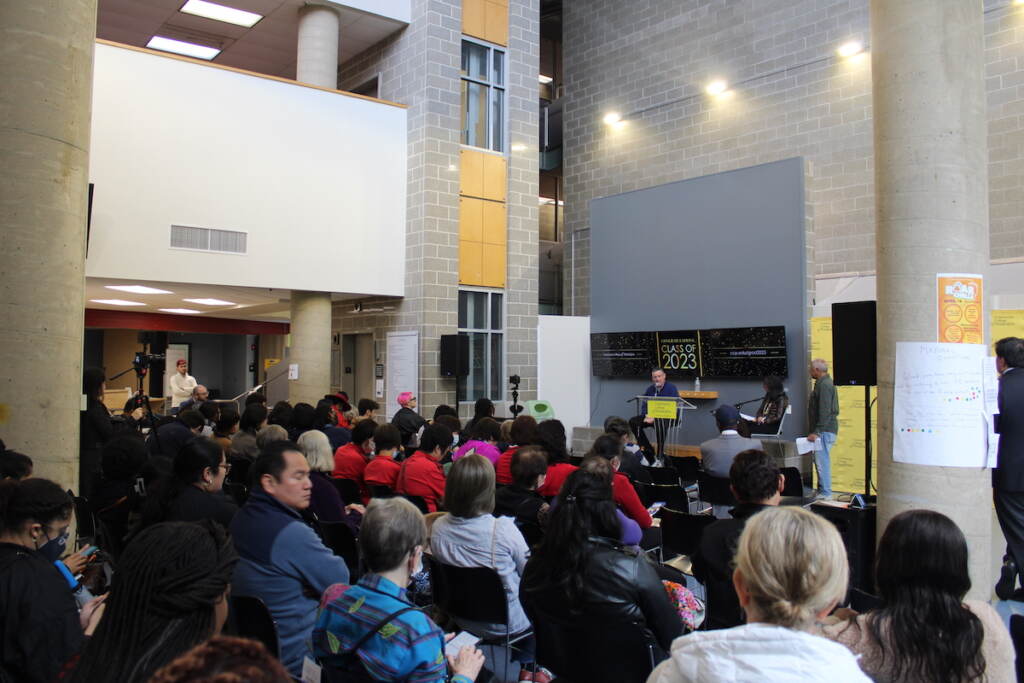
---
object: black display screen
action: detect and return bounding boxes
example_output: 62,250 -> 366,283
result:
699,326 -> 788,377
590,332 -> 656,377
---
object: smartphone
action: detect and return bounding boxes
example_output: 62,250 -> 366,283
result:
647,501 -> 667,517
80,545 -> 98,557
444,631 -> 481,658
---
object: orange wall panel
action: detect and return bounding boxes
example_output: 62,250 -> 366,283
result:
485,0 -> 509,46
481,200 -> 507,245
460,197 -> 484,242
459,240 -> 484,285
462,0 -> 488,43
460,148 -> 484,198
481,243 -> 506,287
482,152 -> 507,202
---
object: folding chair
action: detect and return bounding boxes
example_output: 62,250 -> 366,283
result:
230,595 -> 280,658
644,466 -> 679,486
331,478 -> 362,505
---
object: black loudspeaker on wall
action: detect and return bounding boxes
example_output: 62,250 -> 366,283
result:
831,301 -> 877,386
440,334 -> 469,377
811,503 -> 876,594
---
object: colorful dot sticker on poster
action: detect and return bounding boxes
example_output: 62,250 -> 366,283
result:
937,274 -> 983,344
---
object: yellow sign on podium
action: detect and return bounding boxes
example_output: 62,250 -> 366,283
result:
646,399 -> 677,420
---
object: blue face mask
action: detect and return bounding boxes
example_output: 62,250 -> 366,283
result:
37,529 -> 69,563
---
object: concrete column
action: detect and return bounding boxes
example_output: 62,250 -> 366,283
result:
289,291 -> 333,406
296,3 -> 340,89
0,0 -> 97,489
872,0 -> 991,598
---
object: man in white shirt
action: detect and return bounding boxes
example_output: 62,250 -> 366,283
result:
169,358 -> 197,408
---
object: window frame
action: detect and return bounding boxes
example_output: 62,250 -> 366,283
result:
460,36 -> 508,154
457,286 -> 506,405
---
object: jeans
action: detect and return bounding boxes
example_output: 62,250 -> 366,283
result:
814,431 -> 836,497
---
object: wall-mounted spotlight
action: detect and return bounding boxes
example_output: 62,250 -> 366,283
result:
837,41 -> 864,58
705,79 -> 729,96
603,111 -> 623,125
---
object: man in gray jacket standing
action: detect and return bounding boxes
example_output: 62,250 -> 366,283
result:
807,358 -> 840,500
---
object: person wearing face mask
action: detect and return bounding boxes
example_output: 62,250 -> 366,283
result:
0,478 -> 105,682
331,419 -> 377,504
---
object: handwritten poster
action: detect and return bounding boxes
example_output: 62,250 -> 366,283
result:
385,331 -> 419,420
937,274 -> 983,344
893,342 -> 988,467
983,355 -> 1000,468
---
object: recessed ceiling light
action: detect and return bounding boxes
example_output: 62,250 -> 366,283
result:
183,298 -> 236,306
90,299 -> 146,306
603,112 -> 622,125
159,308 -> 202,314
539,74 -> 553,84
705,79 -> 729,96
146,36 -> 221,60
837,41 -> 864,58
180,0 -> 263,28
105,285 -> 173,295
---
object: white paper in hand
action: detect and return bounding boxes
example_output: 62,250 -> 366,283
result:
301,657 -> 321,683
795,437 -> 821,454
444,631 -> 481,659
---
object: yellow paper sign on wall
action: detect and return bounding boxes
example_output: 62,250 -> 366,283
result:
937,274 -> 983,344
264,357 -> 281,370
992,310 -> 1024,349
646,399 -> 677,419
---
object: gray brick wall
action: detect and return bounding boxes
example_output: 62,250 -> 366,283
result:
563,0 -> 1024,315
334,0 -> 539,418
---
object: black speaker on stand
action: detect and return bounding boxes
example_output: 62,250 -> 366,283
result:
831,301 -> 877,500
811,502 -> 877,595
440,334 -> 469,406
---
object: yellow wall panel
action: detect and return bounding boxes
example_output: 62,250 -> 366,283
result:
462,0 -> 487,41
459,240 -> 483,285
460,197 -> 484,242
481,243 -> 506,287
482,153 -> 507,201
460,148 -> 484,198
481,200 -> 507,245
485,0 -> 509,46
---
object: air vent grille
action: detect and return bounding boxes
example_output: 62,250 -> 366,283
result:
170,225 -> 247,254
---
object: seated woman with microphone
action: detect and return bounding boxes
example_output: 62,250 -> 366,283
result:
739,375 -> 789,436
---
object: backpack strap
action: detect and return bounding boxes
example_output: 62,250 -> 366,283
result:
346,605 -> 419,654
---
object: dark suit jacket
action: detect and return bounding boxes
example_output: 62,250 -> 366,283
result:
995,368 -> 1024,491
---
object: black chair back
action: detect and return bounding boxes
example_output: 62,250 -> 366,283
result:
634,482 -> 687,511
644,467 -> 679,486
230,595 -> 280,657
697,474 -> 737,506
223,481 -> 249,506
369,484 -> 394,499
1012,614 -> 1024,682
659,507 -> 716,558
320,521 -> 361,581
71,494 -> 97,545
568,455 -> 584,467
428,558 -> 508,625
400,494 -> 429,514
668,456 -> 701,482
780,467 -> 804,497
227,456 -> 251,485
332,478 -> 362,505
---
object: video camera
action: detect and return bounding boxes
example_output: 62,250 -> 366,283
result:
132,351 -> 165,378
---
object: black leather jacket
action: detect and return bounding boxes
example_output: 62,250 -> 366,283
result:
391,407 -> 427,447
519,536 -> 682,651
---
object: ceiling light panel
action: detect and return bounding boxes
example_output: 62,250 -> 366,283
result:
90,299 -> 146,306
105,285 -> 173,295
159,308 -> 202,314
183,298 -> 236,306
180,0 -> 263,28
146,36 -> 221,60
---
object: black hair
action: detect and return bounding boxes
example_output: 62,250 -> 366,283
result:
198,402 -> 220,422
372,423 -> 402,451
536,419 -> 569,464
602,416 -> 630,438
531,468 -> 621,603
314,399 -> 336,428
0,478 -> 72,535
358,398 -> 379,416
291,403 -> 317,433
177,410 -> 204,430
587,433 -> 623,461
763,375 -> 786,399
267,401 -> 293,429
470,417 -> 502,443
419,424 -> 453,454
0,450 -> 33,480
995,336 -> 1024,368
434,414 -> 462,436
510,415 -> 539,446
729,449 -> 779,502
215,408 -> 240,435
511,445 -> 549,489
250,440 -> 302,490
473,398 -> 494,418
83,366 -> 106,401
351,419 -> 377,446
244,392 -> 266,406
239,404 -> 268,433
866,510 -> 985,683
136,438 -> 224,533
71,520 -> 238,683
433,404 -> 458,420
100,434 -> 148,481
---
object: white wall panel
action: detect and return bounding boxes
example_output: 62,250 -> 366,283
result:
537,315 -> 591,436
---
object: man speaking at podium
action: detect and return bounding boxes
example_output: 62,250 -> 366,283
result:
629,368 -> 679,461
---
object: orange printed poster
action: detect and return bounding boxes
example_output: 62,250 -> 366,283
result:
937,274 -> 983,344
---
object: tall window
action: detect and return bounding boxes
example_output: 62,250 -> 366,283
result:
458,289 -> 504,402
461,39 -> 505,152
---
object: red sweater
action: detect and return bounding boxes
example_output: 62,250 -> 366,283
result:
396,451 -> 446,512
333,443 -> 370,503
364,453 -> 400,490
613,471 -> 652,528
495,446 -> 518,485
538,462 -> 578,497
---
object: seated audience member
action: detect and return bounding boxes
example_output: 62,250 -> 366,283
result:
288,402 -> 318,441
816,509 -> 1014,682
466,397 -> 495,434
364,423 -> 403,491
434,414 -> 463,448
315,398 -> 351,451
267,400 -> 294,430
212,407 -> 240,456
135,437 -> 237,533
0,448 -> 33,480
69,521 -> 238,683
197,401 -> 220,437
332,419 -> 377,503
298,429 -> 363,524
256,424 -> 288,450
245,391 -> 267,407
149,636 -> 291,683
0,479 -> 102,683
699,405 -> 764,478
177,384 -> 210,413
740,375 -> 789,436
148,409 -> 205,459
577,456 -> 643,547
395,424 -> 452,512
231,404 -> 267,460
453,417 -> 502,464
495,445 -> 551,532
81,367 -> 142,496
586,434 -> 653,529
91,434 -> 148,550
498,419 -> 514,452
602,418 -> 652,484
324,392 -> 353,430
648,507 -> 868,682
230,442 -> 350,676
313,498 -> 485,683
536,419 -> 578,497
691,449 -> 783,630
353,398 -> 380,425
521,468 -> 682,662
391,392 -> 427,449
495,415 -> 540,485
430,455 -> 544,679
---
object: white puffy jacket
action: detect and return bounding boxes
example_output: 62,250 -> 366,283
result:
647,623 -> 871,683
